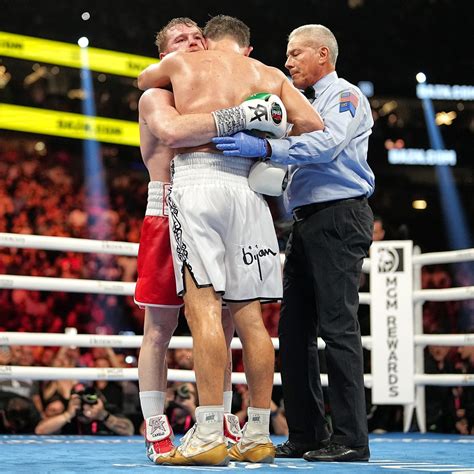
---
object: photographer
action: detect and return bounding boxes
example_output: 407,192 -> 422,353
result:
165,383 -> 197,434
35,383 -> 133,436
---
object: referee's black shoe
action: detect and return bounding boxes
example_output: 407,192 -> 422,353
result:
275,439 -> 328,458
303,442 -> 370,462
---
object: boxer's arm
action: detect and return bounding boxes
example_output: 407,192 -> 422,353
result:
137,51 -> 183,91
139,89 -> 217,147
138,62 -> 162,91
277,71 -> 324,135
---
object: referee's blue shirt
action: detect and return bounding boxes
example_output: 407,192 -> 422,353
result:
268,71 -> 375,213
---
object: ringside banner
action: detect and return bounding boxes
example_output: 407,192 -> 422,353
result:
0,104 -> 139,146
0,31 -> 156,77
370,240 -> 414,404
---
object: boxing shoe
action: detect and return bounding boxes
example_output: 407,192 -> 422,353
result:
144,414 -> 175,462
228,423 -> 275,463
212,92 -> 287,139
155,423 -> 229,466
224,413 -> 242,445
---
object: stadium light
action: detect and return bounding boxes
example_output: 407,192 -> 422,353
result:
412,200 -> 427,210
78,37 -> 89,48
416,72 -> 426,84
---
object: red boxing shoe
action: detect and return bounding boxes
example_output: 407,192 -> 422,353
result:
145,414 -> 175,462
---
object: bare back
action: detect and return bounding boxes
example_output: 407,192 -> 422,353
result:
170,51 -> 283,113
158,50 -> 320,152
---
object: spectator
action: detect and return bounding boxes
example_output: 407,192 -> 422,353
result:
0,393 -> 40,434
166,383 -> 197,434
92,357 -> 125,412
425,345 -> 457,433
41,346 -> 78,408
35,382 -> 134,435
454,346 -> 474,434
0,345 -> 43,416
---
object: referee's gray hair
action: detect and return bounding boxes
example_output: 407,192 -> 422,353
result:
289,24 -> 338,66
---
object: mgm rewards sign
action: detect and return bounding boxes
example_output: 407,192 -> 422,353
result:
370,241 -> 414,404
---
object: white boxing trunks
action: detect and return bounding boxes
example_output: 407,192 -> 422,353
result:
168,153 -> 283,302
134,181 -> 183,308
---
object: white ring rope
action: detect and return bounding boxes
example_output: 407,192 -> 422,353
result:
2,331 -> 473,351
414,286 -> 474,303
414,374 -> 474,386
0,274 -> 135,296
0,365 -> 358,388
2,364 -> 472,387
0,331 -> 375,351
3,233 -> 473,271
1,274 -> 472,304
0,233 -> 138,256
413,248 -> 474,266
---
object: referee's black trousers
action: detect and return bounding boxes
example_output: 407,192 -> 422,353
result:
279,197 -> 373,448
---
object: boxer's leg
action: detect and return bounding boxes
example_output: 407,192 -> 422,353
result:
229,301 -> 274,408
156,267 -> 229,466
182,266 -> 227,406
221,308 -> 242,444
227,300 -> 275,463
139,306 -> 180,461
138,306 -> 179,415
221,308 -> 234,397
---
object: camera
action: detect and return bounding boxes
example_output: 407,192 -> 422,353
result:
70,383 -> 99,413
175,384 -> 191,401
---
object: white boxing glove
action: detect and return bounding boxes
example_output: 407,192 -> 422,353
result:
248,160 -> 288,196
240,93 -> 287,138
212,92 -> 288,139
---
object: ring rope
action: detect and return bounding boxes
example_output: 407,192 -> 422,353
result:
2,232 -> 473,267
1,273 -> 472,304
1,365 -> 472,387
0,232 -> 138,256
0,331 -> 375,351
2,331 -> 472,350
0,274 -> 373,303
0,274 -> 135,296
0,365 -> 350,388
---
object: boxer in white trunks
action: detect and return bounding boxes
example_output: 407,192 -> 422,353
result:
136,17 -> 241,463
137,15 -> 324,466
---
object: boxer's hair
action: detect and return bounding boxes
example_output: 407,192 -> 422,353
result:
289,24 -> 339,66
155,17 -> 202,54
204,15 -> 250,48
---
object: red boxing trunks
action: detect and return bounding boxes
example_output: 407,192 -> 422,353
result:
134,181 -> 183,308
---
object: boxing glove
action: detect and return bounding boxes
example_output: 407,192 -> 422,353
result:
248,159 -> 288,196
212,92 -> 288,139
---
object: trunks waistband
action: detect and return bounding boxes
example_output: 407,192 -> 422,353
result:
145,181 -> 170,216
172,152 -> 253,187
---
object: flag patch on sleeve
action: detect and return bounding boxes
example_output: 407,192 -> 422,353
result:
339,91 -> 359,117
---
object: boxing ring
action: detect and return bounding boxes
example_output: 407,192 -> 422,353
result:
0,232 -> 473,472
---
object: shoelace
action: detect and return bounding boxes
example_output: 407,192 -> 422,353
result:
178,423 -> 197,451
320,442 -> 341,453
239,422 -> 248,439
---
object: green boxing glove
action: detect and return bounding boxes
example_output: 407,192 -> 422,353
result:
212,92 -> 288,139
